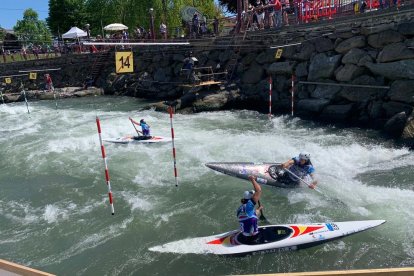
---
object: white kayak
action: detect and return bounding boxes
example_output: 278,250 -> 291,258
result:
103,135 -> 172,144
149,220 -> 385,256
206,162 -> 291,188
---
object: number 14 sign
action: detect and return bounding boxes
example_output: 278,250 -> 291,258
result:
115,52 -> 134,73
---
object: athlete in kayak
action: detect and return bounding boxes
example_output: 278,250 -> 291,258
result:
279,153 -> 317,189
129,117 -> 152,140
236,175 -> 263,244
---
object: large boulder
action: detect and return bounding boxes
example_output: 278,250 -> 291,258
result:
193,91 -> 232,112
320,104 -> 355,122
154,68 -> 169,82
361,23 -> 396,35
242,52 -> 258,65
297,99 -> 330,113
242,62 -> 264,84
312,37 -> 334,53
335,64 -> 365,82
219,50 -> 234,63
377,43 -> 414,63
388,80 -> 414,104
382,101 -> 413,118
342,48 -> 367,64
401,111 -> 414,147
267,61 -> 296,75
308,53 -> 342,81
367,30 -> 404,48
339,75 -> 385,102
383,112 -> 408,137
398,22 -> 414,36
295,62 -> 308,78
294,42 -> 316,60
365,60 -> 414,80
334,36 -> 366,54
255,50 -> 277,64
369,101 -> 384,119
311,81 -> 342,99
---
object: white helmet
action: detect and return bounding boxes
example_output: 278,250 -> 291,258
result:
299,152 -> 310,161
243,190 -> 255,200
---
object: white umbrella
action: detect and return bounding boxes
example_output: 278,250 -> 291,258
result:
104,23 -> 128,31
62,27 -> 87,39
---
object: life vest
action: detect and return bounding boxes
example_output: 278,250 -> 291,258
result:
237,200 -> 259,236
287,157 -> 315,182
237,200 -> 258,221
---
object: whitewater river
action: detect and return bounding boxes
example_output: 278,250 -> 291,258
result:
1,96 -> 413,275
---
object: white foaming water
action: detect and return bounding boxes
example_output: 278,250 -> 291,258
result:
1,98 -> 413,275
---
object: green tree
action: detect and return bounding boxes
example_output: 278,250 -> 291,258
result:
0,26 -> 5,41
47,0 -> 87,35
14,9 -> 52,44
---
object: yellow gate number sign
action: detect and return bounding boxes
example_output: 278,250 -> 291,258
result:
5,78 -> 11,84
275,48 -> 283,59
115,52 -> 134,73
29,72 -> 37,80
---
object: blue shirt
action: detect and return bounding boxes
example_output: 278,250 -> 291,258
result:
287,157 -> 315,181
237,199 -> 257,221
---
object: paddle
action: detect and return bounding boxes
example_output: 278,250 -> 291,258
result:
283,168 -> 321,192
257,200 -> 271,224
129,117 -> 143,136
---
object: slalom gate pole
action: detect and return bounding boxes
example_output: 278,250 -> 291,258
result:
52,85 -> 58,110
168,106 -> 179,187
268,76 -> 272,120
96,116 -> 115,215
21,83 -> 30,114
291,74 -> 295,116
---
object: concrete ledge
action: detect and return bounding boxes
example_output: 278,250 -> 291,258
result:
0,259 -> 55,276
238,267 -> 414,276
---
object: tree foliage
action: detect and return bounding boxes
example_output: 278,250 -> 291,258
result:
47,0 -> 222,37
217,0 -> 238,13
14,9 -> 52,44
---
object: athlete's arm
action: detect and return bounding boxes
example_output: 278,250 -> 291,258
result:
308,173 -> 318,189
248,175 -> 262,203
281,159 -> 294,169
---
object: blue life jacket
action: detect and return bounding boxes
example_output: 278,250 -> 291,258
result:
287,156 -> 315,182
237,199 -> 259,236
140,123 -> 150,136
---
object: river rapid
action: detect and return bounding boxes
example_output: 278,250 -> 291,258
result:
0,96 -> 413,275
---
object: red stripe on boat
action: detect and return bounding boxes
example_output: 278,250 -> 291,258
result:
291,226 -> 300,238
207,236 -> 227,244
301,226 -> 324,235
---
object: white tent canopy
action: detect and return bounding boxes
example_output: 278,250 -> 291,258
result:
62,27 -> 88,39
104,23 -> 128,31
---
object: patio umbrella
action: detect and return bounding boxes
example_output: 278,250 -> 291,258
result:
104,23 -> 128,31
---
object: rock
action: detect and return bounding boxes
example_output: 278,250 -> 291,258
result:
382,101 -> 413,118
193,92 -> 230,112
274,75 -> 288,93
255,50 -> 276,64
152,55 -> 162,63
361,23 -> 396,35
367,30 -> 404,48
320,104 -> 355,122
365,60 -> 414,80
267,61 -> 296,75
369,101 -> 384,119
295,62 -> 308,78
335,64 -> 365,82
388,80 -> 414,104
406,39 -> 414,48
242,62 -> 264,84
294,42 -> 316,60
357,55 -> 374,67
312,37 -> 334,53
342,48 -> 367,64
401,111 -> 414,146
398,22 -> 414,36
308,53 -> 342,81
335,36 -> 366,54
208,50 -> 220,61
377,43 -> 414,63
154,68 -> 168,82
281,46 -> 297,59
219,50 -> 233,63
242,52 -> 258,65
340,75 -> 385,102
311,81 -> 342,99
383,112 -> 407,137
297,99 -> 330,113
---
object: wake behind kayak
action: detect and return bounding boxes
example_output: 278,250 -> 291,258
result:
149,220 -> 385,256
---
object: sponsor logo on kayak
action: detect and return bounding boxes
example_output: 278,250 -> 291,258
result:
326,223 -> 339,231
252,246 -> 298,255
290,225 -> 324,238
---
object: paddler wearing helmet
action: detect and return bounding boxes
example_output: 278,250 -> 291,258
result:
280,152 -> 317,189
236,175 -> 263,243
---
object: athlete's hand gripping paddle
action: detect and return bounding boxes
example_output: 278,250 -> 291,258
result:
283,168 -> 321,193
129,117 -> 143,136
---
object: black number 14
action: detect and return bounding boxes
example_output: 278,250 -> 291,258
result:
119,56 -> 131,69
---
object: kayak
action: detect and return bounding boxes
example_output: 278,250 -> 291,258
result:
103,135 -> 172,144
205,162 -> 293,188
149,220 -> 385,256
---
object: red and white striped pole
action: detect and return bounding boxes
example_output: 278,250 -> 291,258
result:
168,106 -> 179,187
268,76 -> 272,120
291,74 -> 295,116
96,116 -> 115,215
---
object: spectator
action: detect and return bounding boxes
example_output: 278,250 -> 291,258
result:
200,22 -> 208,36
1,46 -> 6,63
282,0 -> 289,26
264,0 -> 274,29
192,13 -> 200,38
213,16 -> 219,35
273,0 -> 283,29
160,22 -> 167,40
360,0 -> 367,12
21,46 -> 27,61
253,0 -> 265,30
